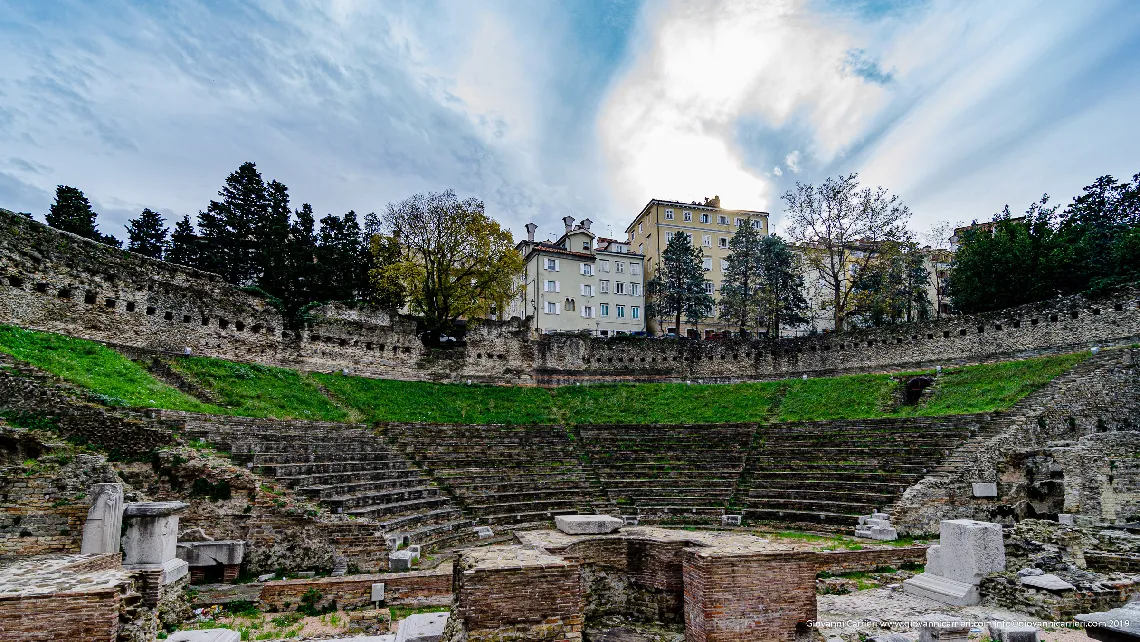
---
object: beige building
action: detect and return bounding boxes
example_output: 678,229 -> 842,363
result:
624,197 -> 769,337
513,217 -> 646,336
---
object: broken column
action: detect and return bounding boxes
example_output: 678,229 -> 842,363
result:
903,519 -> 1005,606
79,483 -> 124,555
122,501 -> 189,604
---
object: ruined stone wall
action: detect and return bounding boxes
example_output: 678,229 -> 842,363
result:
259,565 -> 452,611
0,588 -> 122,642
682,551 -> 818,642
5,209 -> 1140,384
554,537 -> 690,624
893,349 -> 1140,534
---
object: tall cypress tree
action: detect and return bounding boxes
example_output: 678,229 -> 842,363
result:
47,185 -> 120,247
125,208 -> 169,259
256,180 -> 293,299
198,162 -> 268,284
280,203 -> 319,326
755,234 -> 810,337
646,231 -> 715,335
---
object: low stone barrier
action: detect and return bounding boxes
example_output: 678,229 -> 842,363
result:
259,564 -> 453,611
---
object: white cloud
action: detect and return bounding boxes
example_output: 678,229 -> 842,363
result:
784,150 -> 801,174
771,166 -> 783,177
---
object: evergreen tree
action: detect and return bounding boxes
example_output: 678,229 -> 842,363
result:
755,234 -> 810,337
279,203 -> 319,327
198,161 -> 268,284
850,239 -> 931,326
46,185 -> 120,247
646,231 -> 714,335
256,180 -> 293,299
167,215 -> 201,267
125,208 -> 169,259
315,210 -> 367,301
718,220 -> 765,334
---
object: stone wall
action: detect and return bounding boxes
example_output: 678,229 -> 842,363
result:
556,537 -> 690,624
893,349 -> 1140,534
259,565 -> 452,611
5,208 -> 1140,384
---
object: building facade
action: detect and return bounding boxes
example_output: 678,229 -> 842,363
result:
514,217 -> 646,336
625,197 -> 769,336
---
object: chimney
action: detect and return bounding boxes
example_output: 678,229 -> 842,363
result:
712,195 -> 721,208
562,216 -> 575,233
525,223 -> 537,243
580,218 -> 592,231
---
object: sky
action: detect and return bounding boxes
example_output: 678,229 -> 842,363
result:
1,0 -> 1139,245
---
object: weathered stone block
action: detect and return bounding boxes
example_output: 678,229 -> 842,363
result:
1058,514 -> 1075,525
938,519 -> 1005,585
972,482 -> 998,498
987,621 -> 1039,642
122,501 -> 187,567
917,613 -> 971,641
1076,602 -> 1140,641
721,514 -> 741,527
926,545 -> 943,577
177,540 -> 245,567
394,611 -> 448,642
902,573 -> 980,606
168,629 -> 241,642
389,550 -> 414,572
473,526 -> 494,539
555,514 -> 622,534
80,483 -> 123,555
1020,573 -> 1075,592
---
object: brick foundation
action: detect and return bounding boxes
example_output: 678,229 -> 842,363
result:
259,565 -> 452,611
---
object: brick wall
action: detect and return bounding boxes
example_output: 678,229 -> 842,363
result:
0,589 -> 122,642
4,208 -> 1139,385
682,551 -> 818,642
814,546 -> 928,574
556,537 -> 691,624
260,566 -> 452,611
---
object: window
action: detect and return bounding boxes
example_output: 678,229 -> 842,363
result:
630,283 -> 641,296
720,259 -> 729,271
581,264 -> 593,276
632,306 -> 640,319
616,262 -> 625,273
638,223 -> 643,233
617,305 -> 626,318
581,284 -> 593,296
600,280 -> 610,293
630,263 -> 640,276
600,303 -> 610,316
582,305 -> 593,318
702,234 -> 711,247
685,232 -> 693,242
638,243 -> 643,254
599,260 -> 610,272
664,208 -> 674,220
702,257 -> 712,271
544,280 -> 558,292
719,237 -> 728,248
700,213 -> 710,223
718,215 -> 729,225
545,258 -> 557,270
565,298 -> 575,311
734,217 -> 742,227
683,210 -> 692,222
545,301 -> 558,314
751,219 -> 762,230
704,281 -> 714,294
614,282 -> 627,295
582,241 -> 590,250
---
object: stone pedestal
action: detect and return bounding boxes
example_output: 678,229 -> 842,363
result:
122,501 -> 189,604
555,514 -> 623,534
903,519 -> 1004,606
80,483 -> 124,555
177,540 -> 246,584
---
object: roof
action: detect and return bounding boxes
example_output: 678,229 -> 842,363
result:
625,198 -> 770,233
525,243 -> 595,261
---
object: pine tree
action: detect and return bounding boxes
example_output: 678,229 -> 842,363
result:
755,235 -> 810,337
47,185 -> 120,246
279,203 -> 319,327
198,162 -> 268,284
167,215 -> 201,267
718,220 -> 765,334
315,211 -> 367,301
646,231 -> 714,335
256,180 -> 293,300
125,208 -> 169,259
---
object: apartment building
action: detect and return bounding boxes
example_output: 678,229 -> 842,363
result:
624,196 -> 769,336
514,217 -> 646,336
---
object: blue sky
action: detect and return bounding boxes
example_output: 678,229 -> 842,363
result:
1,0 -> 1139,245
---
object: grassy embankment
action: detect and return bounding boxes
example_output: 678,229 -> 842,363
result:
0,324 -> 1090,425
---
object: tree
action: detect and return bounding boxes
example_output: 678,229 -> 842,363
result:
125,208 -> 169,259
315,210 -> 368,301
849,238 -> 932,326
167,215 -> 200,267
198,161 -> 268,284
255,180 -> 293,300
755,235 -> 810,337
783,173 -> 911,333
377,190 -> 523,344
647,231 -> 714,335
718,220 -> 765,334
368,232 -> 407,310
947,198 -> 1060,314
46,185 -> 120,247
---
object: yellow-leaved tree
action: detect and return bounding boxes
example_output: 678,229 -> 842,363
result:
371,190 -> 523,345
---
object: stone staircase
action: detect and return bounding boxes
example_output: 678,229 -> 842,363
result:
577,424 -> 755,521
383,423 -> 613,530
736,416 -> 981,528
172,413 -> 474,549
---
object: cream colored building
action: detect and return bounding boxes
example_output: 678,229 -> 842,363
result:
624,197 -> 769,336
514,217 -> 646,336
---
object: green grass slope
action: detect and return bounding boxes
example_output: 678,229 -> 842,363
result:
0,324 -> 1091,425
